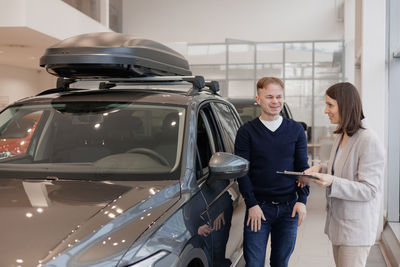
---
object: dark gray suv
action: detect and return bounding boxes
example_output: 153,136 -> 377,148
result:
0,33 -> 248,267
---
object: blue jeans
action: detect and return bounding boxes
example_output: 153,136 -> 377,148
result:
243,199 -> 298,267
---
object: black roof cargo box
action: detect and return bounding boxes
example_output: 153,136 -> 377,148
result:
40,32 -> 192,78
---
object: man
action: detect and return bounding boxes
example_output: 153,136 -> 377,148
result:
235,77 -> 309,267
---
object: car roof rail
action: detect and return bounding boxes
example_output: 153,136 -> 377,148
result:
37,76 -> 207,95
57,77 -> 76,89
88,76 -> 206,91
205,81 -> 220,94
182,76 -> 205,91
36,77 -> 77,96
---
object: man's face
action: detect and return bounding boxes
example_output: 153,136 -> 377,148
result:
255,83 -> 284,119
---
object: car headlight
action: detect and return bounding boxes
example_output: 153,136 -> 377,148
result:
129,251 -> 169,267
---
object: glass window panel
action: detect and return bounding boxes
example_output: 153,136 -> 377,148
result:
191,65 -> 226,80
315,62 -> 343,79
315,42 -> 344,79
314,79 -> 341,143
186,41 -> 345,146
285,80 -> 313,97
284,96 -> 312,126
285,63 -> 313,78
256,63 -> 283,78
285,43 -> 312,63
314,95 -> 330,127
228,44 -> 255,64
227,80 -> 255,99
314,80 -> 341,97
256,43 -> 283,63
188,45 -> 226,64
212,103 -> 240,153
228,64 -> 255,79
217,80 -> 228,97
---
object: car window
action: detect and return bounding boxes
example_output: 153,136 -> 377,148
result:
233,103 -> 260,123
196,104 -> 224,180
0,110 -> 43,158
211,102 -> 240,153
281,102 -> 293,119
0,103 -> 185,180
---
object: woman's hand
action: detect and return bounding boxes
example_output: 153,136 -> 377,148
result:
296,165 -> 322,188
304,164 -> 322,174
309,172 -> 334,187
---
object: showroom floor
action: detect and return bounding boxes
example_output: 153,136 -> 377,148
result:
288,183 -> 387,267
237,183 -> 388,266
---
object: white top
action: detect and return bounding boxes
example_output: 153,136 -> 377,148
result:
259,116 -> 283,132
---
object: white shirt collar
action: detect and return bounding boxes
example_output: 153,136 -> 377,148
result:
259,116 -> 283,132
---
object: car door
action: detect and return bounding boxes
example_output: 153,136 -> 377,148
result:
195,102 -> 245,267
210,102 -> 246,265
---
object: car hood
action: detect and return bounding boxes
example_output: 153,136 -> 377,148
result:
0,178 -> 180,267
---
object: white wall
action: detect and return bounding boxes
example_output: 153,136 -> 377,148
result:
344,0 -> 355,83
0,0 -> 25,26
387,0 -> 400,222
360,0 -> 386,144
353,0 -> 386,240
25,0 -> 111,40
122,0 -> 343,43
0,64 -> 56,105
0,0 -> 110,107
0,0 -> 111,40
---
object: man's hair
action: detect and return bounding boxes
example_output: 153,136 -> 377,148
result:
326,82 -> 365,136
256,77 -> 284,94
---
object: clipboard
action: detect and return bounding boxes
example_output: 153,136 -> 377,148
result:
276,170 -> 319,181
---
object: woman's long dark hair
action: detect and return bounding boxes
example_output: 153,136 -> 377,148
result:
326,82 -> 365,136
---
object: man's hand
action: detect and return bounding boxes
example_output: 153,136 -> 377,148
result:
247,205 -> 266,232
296,180 -> 307,188
291,202 -> 306,226
197,224 -> 212,237
213,212 -> 225,231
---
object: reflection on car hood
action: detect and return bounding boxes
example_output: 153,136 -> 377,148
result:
0,178 -> 180,267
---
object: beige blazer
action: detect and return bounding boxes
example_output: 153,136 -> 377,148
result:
323,121 -> 385,246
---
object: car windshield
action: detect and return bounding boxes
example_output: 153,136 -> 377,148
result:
0,102 -> 185,180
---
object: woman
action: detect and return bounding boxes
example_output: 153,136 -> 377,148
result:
305,82 -> 385,267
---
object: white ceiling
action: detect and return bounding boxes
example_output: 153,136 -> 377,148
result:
0,27 -> 59,70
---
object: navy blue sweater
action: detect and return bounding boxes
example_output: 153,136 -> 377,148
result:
235,117 -> 310,208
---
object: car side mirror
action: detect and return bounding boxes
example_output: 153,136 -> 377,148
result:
208,152 -> 249,181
